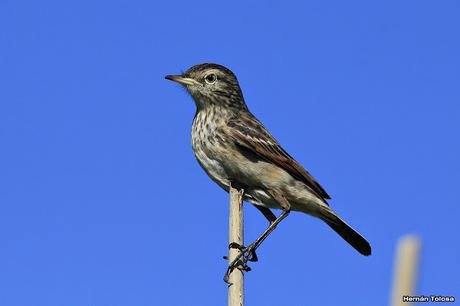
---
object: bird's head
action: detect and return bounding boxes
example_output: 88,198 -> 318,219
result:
165,63 -> 247,111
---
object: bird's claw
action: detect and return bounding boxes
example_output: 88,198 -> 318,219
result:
224,258 -> 251,284
229,242 -> 245,251
223,243 -> 243,260
223,243 -> 258,262
223,243 -> 259,283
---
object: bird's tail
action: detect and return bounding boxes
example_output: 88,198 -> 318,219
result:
319,208 -> 371,256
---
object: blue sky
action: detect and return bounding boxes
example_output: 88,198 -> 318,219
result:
1,0 -> 459,305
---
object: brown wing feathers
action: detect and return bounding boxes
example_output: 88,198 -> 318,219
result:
224,115 -> 331,202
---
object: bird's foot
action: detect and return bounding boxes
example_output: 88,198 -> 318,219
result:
223,242 -> 258,261
223,242 -> 258,284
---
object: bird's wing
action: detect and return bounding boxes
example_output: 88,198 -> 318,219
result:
222,114 -> 331,202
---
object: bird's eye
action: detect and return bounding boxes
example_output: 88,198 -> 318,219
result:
204,73 -> 217,84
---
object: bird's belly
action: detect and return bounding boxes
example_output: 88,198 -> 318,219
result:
192,139 -> 324,213
193,142 -> 286,206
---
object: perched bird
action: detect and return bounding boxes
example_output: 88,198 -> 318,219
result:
165,63 -> 371,279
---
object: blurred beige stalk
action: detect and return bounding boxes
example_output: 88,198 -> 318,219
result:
390,235 -> 421,306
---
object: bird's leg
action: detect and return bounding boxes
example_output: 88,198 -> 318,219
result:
242,190 -> 291,262
223,206 -> 276,261
224,192 -> 291,282
245,209 -> 290,254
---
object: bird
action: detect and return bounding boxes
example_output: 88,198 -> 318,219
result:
165,63 -> 371,280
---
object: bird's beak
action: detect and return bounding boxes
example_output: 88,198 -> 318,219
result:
165,75 -> 201,86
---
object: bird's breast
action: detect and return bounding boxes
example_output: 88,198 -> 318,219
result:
191,109 -> 231,187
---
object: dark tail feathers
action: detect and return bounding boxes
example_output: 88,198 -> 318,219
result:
323,212 -> 371,256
